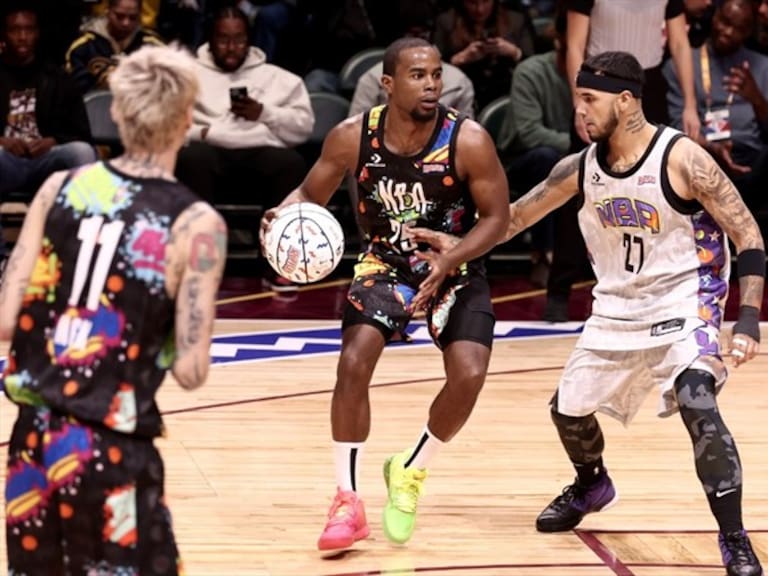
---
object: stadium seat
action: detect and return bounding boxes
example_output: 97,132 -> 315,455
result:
83,90 -> 121,149
477,95 -> 511,149
338,47 -> 386,95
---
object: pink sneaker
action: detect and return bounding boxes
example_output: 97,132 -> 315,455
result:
317,488 -> 370,551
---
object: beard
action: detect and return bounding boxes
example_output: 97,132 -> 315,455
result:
590,109 -> 620,142
410,106 -> 438,123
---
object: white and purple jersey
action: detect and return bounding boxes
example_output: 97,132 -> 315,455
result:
575,126 -> 730,350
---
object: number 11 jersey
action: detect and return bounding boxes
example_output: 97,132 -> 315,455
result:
2,161 -> 201,437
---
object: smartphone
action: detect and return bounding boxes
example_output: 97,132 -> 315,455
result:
229,86 -> 248,104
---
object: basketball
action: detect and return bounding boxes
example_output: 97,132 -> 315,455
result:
262,202 -> 345,284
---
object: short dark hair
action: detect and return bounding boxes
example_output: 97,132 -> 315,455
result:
211,5 -> 249,31
2,0 -> 40,23
582,51 -> 645,88
382,37 -> 433,76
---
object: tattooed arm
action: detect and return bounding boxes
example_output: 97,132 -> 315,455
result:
670,137 -> 765,364
670,138 -> 765,305
407,152 -> 582,252
0,172 -> 65,340
503,152 -> 582,242
166,203 -> 228,389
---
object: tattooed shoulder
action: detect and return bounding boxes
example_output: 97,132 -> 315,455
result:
677,140 -> 729,202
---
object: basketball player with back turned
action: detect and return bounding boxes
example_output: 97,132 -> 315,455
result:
0,45 -> 227,574
261,37 -> 510,550
410,51 -> 765,576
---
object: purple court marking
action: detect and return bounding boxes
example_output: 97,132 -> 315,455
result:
576,530 -> 636,576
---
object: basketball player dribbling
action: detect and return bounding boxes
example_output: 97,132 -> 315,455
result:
261,37 -> 510,550
410,51 -> 765,576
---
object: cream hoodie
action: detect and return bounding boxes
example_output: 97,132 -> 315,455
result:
189,44 -> 314,149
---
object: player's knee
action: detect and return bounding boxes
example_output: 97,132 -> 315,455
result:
450,362 -> 487,398
337,348 -> 377,385
674,369 -> 717,412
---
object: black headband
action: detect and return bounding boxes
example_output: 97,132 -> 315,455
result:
576,70 -> 643,98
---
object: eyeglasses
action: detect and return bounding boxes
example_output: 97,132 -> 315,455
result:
213,36 -> 249,48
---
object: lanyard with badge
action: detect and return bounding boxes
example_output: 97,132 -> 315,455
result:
701,45 -> 734,142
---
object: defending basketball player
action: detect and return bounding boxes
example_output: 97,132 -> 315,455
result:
0,46 -> 226,574
409,51 -> 764,575
260,37 -> 510,550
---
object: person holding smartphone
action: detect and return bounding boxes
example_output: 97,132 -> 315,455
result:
175,6 -> 313,231
434,0 -> 534,109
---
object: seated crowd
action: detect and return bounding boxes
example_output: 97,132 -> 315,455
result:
0,0 -> 767,300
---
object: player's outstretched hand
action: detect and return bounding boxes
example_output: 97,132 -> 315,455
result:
728,333 -> 759,368
407,227 -> 460,253
411,250 -> 451,311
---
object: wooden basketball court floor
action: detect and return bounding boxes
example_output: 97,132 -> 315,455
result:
1,281 -> 767,575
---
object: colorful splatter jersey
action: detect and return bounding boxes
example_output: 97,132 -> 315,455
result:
3,161 -> 199,575
3,161 -> 199,437
348,105 -> 492,341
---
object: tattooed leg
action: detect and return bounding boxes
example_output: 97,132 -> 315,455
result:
550,392 -> 606,485
675,369 -> 744,533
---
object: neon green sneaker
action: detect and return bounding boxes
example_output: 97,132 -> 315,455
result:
382,450 -> 428,544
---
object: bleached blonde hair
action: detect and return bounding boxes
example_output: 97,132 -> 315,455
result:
109,44 -> 199,154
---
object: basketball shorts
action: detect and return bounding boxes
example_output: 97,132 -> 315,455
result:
556,324 -> 727,426
344,252 -> 494,349
5,406 -> 183,575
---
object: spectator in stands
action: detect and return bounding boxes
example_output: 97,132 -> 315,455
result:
498,7 -> 571,288
82,0 -> 163,31
175,6 -> 313,208
0,2 -> 96,199
65,0 -> 164,94
665,0 -> 768,216
349,5 -> 476,117
435,0 -> 535,110
567,0 -> 700,141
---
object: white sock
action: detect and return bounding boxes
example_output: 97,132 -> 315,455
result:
333,441 -> 364,492
405,426 -> 444,470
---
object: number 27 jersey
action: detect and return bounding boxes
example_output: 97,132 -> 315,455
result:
577,126 -> 730,334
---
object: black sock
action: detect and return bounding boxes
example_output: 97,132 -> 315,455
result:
574,457 -> 606,486
707,486 -> 744,534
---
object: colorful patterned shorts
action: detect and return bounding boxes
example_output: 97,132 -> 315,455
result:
5,406 -> 182,575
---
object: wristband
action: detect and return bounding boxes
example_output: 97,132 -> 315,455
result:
733,305 -> 760,343
737,249 -> 766,278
